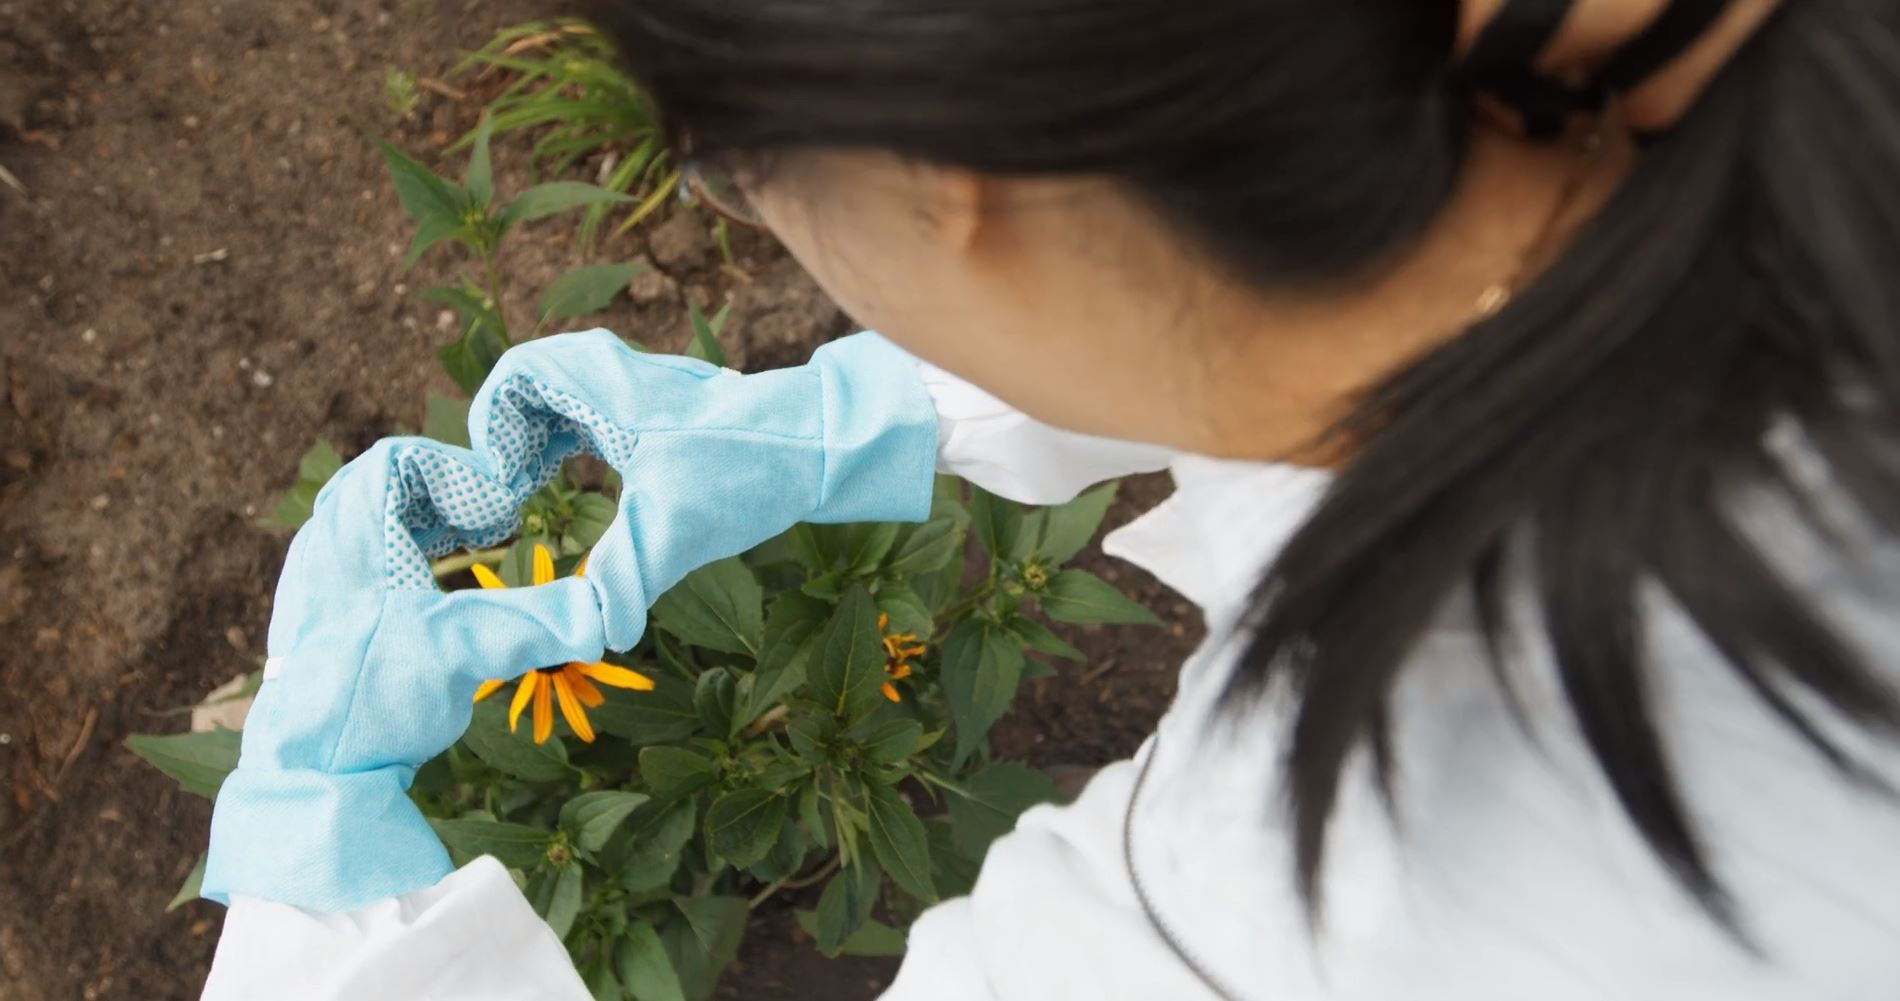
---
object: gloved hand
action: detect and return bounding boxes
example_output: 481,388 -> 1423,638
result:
203,330 -> 938,913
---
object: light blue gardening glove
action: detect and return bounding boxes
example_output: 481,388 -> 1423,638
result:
203,330 -> 938,913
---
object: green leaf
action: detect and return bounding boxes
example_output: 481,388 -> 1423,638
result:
795,910 -> 907,958
1039,570 -> 1162,626
684,301 -> 730,368
970,486 -> 1024,558
693,669 -> 737,737
1009,617 -> 1084,661
946,762 -> 1060,858
663,896 -> 748,1001
124,729 -> 242,799
538,262 -> 644,326
167,853 -> 206,912
590,673 -> 699,745
403,216 -> 468,270
1011,509 -> 1046,562
263,440 -> 343,530
377,138 -> 467,230
561,790 -> 650,853
495,535 -> 553,588
428,819 -> 552,869
436,314 -> 512,395
462,697 -> 572,781
865,781 -> 936,902
706,788 -> 789,869
621,799 -> 697,893
423,394 -> 472,448
465,114 -> 496,207
798,780 -> 830,850
749,818 -> 809,882
800,569 -> 847,601
651,557 -> 764,657
564,492 -> 618,552
1038,481 -> 1118,564
638,745 -> 719,801
941,623 -> 1025,764
852,717 -> 923,765
885,518 -> 962,577
617,923 -> 687,1001
845,522 -> 901,574
544,864 -> 584,939
787,523 -> 844,573
503,181 -> 634,226
927,818 -> 982,899
811,586 -> 887,719
584,956 -> 621,1001
809,859 -> 879,956
734,593 -> 827,730
875,585 -> 933,640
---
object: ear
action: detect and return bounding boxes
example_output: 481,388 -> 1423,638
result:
906,162 -> 985,252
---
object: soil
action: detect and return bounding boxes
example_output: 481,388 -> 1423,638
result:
0,3 -> 1202,999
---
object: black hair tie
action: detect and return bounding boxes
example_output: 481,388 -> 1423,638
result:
1463,0 -> 1739,140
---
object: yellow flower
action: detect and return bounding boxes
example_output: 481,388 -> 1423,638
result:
878,612 -> 927,704
471,544 -> 654,743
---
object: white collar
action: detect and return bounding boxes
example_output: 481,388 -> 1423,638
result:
1102,455 -> 1332,620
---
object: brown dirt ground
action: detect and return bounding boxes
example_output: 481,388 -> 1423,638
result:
0,2 -> 1201,999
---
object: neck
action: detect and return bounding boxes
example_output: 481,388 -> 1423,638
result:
1171,126 -> 1636,466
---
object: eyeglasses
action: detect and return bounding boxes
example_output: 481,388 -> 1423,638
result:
680,159 -> 765,229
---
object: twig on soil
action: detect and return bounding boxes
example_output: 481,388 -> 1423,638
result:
416,76 -> 467,101
1080,657 -> 1119,685
53,707 -> 99,786
0,165 -> 26,197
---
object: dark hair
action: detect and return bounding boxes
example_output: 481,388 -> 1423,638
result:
587,0 -> 1900,931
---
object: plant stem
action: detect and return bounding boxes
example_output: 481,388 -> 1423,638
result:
431,546 -> 511,578
480,246 -> 509,337
739,704 -> 791,739
932,586 -> 996,641
747,855 -> 842,910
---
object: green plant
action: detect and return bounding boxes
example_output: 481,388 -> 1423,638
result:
141,107 -> 1159,1001
451,19 -> 677,249
384,68 -> 422,118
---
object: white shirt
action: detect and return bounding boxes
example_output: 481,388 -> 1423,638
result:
204,364 -> 1900,1001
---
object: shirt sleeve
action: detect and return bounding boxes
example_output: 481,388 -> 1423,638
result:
919,358 -> 1176,506
881,745 -> 1223,1001
201,857 -> 589,1001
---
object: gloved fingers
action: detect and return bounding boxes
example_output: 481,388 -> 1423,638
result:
409,576 -> 608,686
282,436 -> 539,595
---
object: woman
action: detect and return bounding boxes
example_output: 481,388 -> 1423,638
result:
199,1 -> 1900,998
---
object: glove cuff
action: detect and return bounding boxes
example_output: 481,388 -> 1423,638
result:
807,331 -> 941,525
203,767 -> 452,913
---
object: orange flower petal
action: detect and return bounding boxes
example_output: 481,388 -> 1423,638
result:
563,666 -> 607,708
532,544 -> 556,587
878,612 -> 890,631
881,681 -> 902,703
473,679 -> 506,703
471,563 -> 507,590
577,661 -> 656,692
532,676 -> 555,744
575,555 -> 589,578
552,671 -> 597,743
509,672 -> 539,733
889,664 -> 913,681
